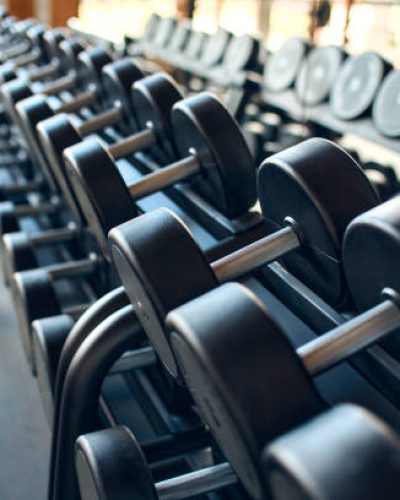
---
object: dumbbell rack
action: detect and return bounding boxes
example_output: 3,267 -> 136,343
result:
8,86 -> 399,495
3,17 -> 400,498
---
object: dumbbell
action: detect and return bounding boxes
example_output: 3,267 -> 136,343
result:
108,138 -> 378,379
0,45 -> 113,125
76,426 -> 236,500
0,19 -> 39,60
11,251 -> 104,368
0,71 -> 183,282
0,26 -> 66,83
166,257 -> 400,500
65,91 -> 256,258
263,404 -> 400,500
5,58 -> 144,209
0,51 -> 121,226
75,403 -> 400,500
33,214 -> 267,426
35,69 -> 178,226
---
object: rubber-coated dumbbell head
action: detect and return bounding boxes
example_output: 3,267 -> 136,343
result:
168,282 -> 324,500
262,404 -> 400,500
258,138 -> 379,306
11,268 -> 61,368
343,194 -> 400,317
102,58 -> 144,132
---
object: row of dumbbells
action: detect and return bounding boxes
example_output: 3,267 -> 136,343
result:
0,11 -> 400,500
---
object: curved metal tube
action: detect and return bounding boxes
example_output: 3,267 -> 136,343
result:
50,305 -> 143,500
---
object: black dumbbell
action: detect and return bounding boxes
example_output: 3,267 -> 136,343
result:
75,426 -> 235,500
108,138 -> 378,379
7,58 -> 143,207
263,404 -> 400,500
0,26 -> 67,83
0,45 -> 113,125
35,69 -> 179,226
0,72 -> 184,281
65,91 -> 256,258
295,45 -> 346,106
74,404 -> 400,500
330,51 -> 391,121
0,53 -> 127,230
263,37 -> 310,93
166,264 -> 400,498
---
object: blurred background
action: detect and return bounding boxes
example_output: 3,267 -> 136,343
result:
3,1 -> 400,65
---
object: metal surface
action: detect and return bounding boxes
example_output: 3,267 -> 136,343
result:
45,254 -> 99,279
212,225 -> 299,282
58,90 -> 96,113
108,127 -> 155,159
299,300 -> 400,376
77,107 -> 122,136
128,155 -> 199,200
157,462 -> 236,499
28,225 -> 79,245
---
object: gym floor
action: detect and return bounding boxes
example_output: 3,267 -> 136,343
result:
0,266 -> 49,500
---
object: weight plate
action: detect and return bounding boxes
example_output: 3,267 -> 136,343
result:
64,140 -> 136,259
200,29 -> 231,67
37,114 -> 87,224
0,79 -> 32,120
101,58 -> 144,132
26,25 -> 47,61
76,47 -> 113,94
15,95 -> 58,191
2,232 -> 38,284
171,92 -> 256,217
57,38 -> 86,73
330,52 -> 389,120
343,196 -> 400,353
264,37 -> 309,92
264,405 -> 400,500
295,46 -> 345,105
12,269 -> 61,370
222,34 -> 260,74
43,28 -> 66,61
0,64 -> 17,84
168,282 -> 323,500
132,72 -> 183,161
258,138 -> 379,307
32,314 -> 75,425
76,427 -> 156,500
372,69 -> 400,137
109,208 -> 218,378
